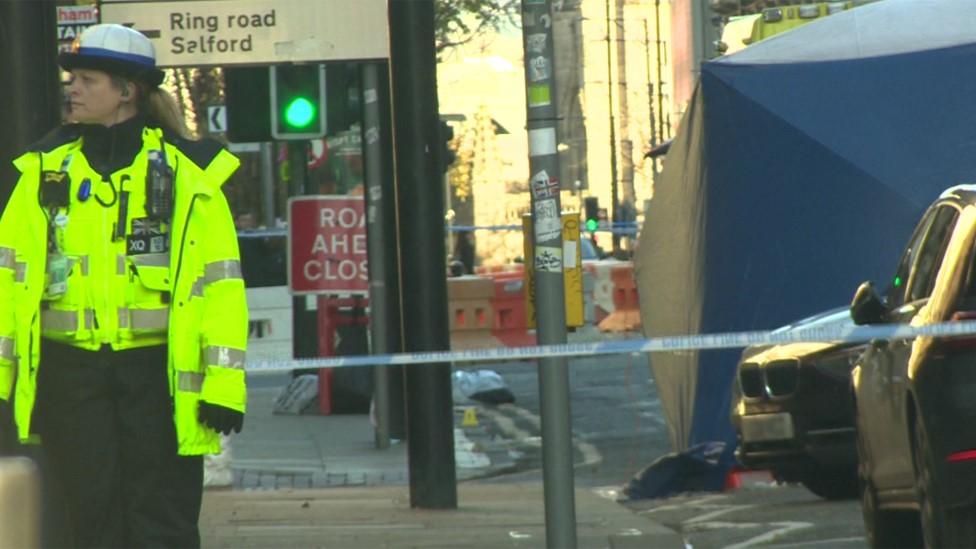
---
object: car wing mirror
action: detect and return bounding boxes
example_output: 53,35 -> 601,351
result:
850,281 -> 886,325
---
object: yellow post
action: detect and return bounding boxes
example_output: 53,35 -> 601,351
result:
523,212 -> 584,328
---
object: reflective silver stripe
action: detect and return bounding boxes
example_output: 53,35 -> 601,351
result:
191,278 -> 204,297
40,309 -> 93,332
119,308 -> 169,331
177,371 -> 204,393
65,257 -> 89,276
0,336 -> 14,362
129,253 -> 170,268
14,263 -> 25,283
0,248 -> 14,270
132,308 -> 168,330
117,254 -> 127,276
205,346 -> 246,370
204,260 -> 242,284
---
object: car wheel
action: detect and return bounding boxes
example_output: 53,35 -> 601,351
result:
914,415 -> 976,547
858,426 -> 922,547
799,467 -> 858,500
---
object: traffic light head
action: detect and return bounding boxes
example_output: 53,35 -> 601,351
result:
438,120 -> 457,174
225,66 -> 271,142
584,196 -> 599,232
271,64 -> 326,140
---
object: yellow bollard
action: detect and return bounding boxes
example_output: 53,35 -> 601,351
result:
0,457 -> 39,549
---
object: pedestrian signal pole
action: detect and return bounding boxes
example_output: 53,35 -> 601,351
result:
521,1 -> 577,547
272,64 -> 327,360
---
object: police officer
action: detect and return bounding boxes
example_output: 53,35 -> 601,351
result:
0,24 -> 247,547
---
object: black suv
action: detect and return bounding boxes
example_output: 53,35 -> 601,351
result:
851,185 -> 976,547
731,307 -> 865,500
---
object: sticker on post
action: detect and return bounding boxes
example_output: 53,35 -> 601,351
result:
527,33 -> 547,54
529,128 -> 557,156
563,240 -> 577,266
534,247 -> 563,272
534,199 -> 562,241
528,84 -> 551,108
529,56 -> 551,82
530,170 -> 560,199
365,126 -> 380,145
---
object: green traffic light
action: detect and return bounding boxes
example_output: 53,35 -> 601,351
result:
284,97 -> 316,128
585,218 -> 599,232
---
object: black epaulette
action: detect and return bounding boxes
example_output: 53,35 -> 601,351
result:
162,129 -> 225,169
26,125 -> 83,153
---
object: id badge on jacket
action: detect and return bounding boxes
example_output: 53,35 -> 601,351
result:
44,253 -> 68,300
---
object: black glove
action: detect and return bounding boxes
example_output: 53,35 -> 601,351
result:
198,402 -> 244,435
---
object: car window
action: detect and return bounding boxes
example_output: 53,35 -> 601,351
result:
960,213 -> 976,299
888,210 -> 936,307
907,205 -> 959,302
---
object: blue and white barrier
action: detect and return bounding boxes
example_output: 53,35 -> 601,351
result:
246,319 -> 976,374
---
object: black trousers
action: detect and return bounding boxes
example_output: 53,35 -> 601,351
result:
35,340 -> 203,549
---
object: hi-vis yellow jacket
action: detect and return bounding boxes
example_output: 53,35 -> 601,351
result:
0,125 -> 248,455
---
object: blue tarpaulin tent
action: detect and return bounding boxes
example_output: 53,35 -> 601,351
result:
634,0 -> 976,474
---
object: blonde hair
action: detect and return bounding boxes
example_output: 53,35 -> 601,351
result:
143,86 -> 190,139
110,75 -> 191,139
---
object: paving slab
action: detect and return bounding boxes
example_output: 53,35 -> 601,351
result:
211,363 -> 685,548
201,484 -> 685,548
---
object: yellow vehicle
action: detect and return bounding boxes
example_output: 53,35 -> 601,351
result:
718,1 -> 865,56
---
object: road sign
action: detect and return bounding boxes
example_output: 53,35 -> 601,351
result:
99,0 -> 390,67
288,195 -> 368,295
207,105 -> 226,133
57,5 -> 98,53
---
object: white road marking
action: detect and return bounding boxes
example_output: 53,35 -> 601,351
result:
685,504 -> 758,524
644,499 -> 816,548
593,485 -> 626,501
479,407 -> 530,439
723,521 -> 812,549
684,521 -> 763,533
484,404 -> 603,468
638,494 -> 730,514
762,537 -> 866,548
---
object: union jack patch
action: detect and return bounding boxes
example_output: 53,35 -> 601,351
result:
132,217 -> 164,236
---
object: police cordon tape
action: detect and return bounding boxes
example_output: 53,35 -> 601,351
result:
245,319 -> 976,374
236,221 -> 641,239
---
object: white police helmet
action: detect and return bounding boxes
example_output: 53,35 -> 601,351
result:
58,24 -> 165,87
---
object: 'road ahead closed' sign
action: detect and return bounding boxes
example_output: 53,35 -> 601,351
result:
100,0 -> 390,67
288,195 -> 368,295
